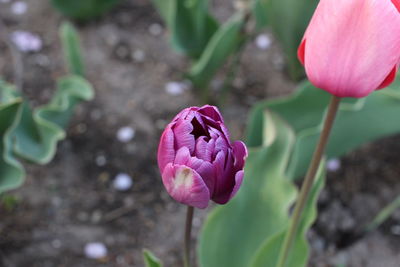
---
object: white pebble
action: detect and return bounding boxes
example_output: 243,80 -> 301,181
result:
113,173 -> 133,191
165,81 -> 190,96
117,126 -> 135,143
149,23 -> 163,36
11,31 -> 42,52
255,34 -> 272,50
11,1 -> 27,15
391,225 -> 400,236
84,242 -> 108,259
327,158 -> 341,172
132,49 -> 145,62
95,155 -> 107,167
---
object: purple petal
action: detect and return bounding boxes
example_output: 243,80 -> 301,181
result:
174,147 -> 191,165
162,163 -> 210,209
191,160 -> 215,194
198,105 -> 224,123
173,118 -> 195,154
232,141 -> 248,170
229,170 -> 244,200
157,126 -> 176,172
195,137 -> 212,161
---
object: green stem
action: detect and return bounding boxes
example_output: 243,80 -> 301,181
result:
184,206 -> 194,267
276,95 -> 341,267
365,194 -> 400,232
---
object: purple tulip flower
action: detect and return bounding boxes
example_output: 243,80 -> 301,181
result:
158,105 -> 248,209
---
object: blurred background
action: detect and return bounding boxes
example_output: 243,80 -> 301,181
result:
0,0 -> 399,266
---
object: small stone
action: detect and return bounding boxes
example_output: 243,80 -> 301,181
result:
327,158 -> 341,172
52,239 -> 62,249
11,1 -> 27,15
117,126 -> 135,143
255,34 -> 272,50
132,49 -> 146,62
165,81 -> 191,95
113,173 -> 133,191
149,23 -> 163,36
391,225 -> 400,235
84,242 -> 107,259
11,31 -> 42,52
95,155 -> 107,167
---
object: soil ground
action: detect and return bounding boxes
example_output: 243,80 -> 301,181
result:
0,0 -> 399,266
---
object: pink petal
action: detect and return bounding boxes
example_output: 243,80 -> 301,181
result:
157,126 -> 175,172
162,164 -> 210,209
376,65 -> 397,90
303,0 -> 400,97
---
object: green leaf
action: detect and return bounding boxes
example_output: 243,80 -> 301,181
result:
188,13 -> 245,90
247,79 -> 400,179
60,22 -> 85,76
143,249 -> 163,267
0,88 -> 24,194
199,111 -> 297,267
0,76 -> 93,194
152,0 -> 219,58
51,0 -> 121,20
250,162 -> 326,267
253,0 -> 269,29
266,0 -> 318,80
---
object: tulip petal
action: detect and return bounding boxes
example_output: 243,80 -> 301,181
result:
229,170 -> 244,200
303,0 -> 400,97
174,147 -> 191,165
232,141 -> 248,170
298,39 -> 306,65
162,163 -> 210,209
199,105 -> 224,123
392,0 -> 400,13
195,137 -> 212,162
377,65 -> 397,90
173,118 -> 195,154
157,126 -> 175,172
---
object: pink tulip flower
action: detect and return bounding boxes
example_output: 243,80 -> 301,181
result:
157,105 -> 248,209
298,0 -> 400,98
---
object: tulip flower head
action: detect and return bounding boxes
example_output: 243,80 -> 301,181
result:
157,105 -> 248,209
298,0 -> 400,98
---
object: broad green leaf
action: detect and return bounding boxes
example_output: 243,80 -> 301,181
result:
266,0 -> 318,80
143,249 -> 163,267
152,0 -> 219,58
0,76 -> 93,194
250,162 -> 326,267
189,14 -> 245,89
151,0 -> 174,23
199,111 -> 297,267
0,91 -> 24,194
253,0 -> 269,29
13,76 -> 94,164
247,79 -> 400,179
51,0 -> 121,20
60,22 -> 85,76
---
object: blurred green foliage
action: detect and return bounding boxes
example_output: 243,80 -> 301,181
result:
143,249 -> 163,267
51,0 -> 121,20
199,110 -> 325,267
0,23 -> 93,195
199,77 -> 400,266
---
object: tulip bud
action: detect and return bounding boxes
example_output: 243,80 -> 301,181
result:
157,105 -> 248,209
298,0 -> 400,98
